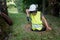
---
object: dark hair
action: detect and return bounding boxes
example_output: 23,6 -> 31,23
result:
30,11 -> 37,13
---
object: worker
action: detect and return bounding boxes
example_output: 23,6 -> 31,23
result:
26,4 -> 52,31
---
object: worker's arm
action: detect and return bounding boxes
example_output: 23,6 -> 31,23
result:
26,9 -> 30,22
26,9 -> 30,17
42,15 -> 52,30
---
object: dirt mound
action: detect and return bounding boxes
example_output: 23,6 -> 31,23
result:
24,24 -> 32,32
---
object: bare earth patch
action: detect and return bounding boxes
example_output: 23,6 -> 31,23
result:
24,23 -> 32,32
24,23 -> 47,34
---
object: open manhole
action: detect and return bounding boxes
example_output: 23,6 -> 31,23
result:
24,23 -> 47,33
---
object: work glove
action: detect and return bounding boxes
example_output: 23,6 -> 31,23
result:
27,17 -> 31,22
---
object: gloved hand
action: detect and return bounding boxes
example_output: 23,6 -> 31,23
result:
27,17 -> 29,21
27,17 -> 30,22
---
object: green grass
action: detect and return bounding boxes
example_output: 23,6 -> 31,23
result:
8,4 -> 60,40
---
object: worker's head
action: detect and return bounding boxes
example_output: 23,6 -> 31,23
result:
29,4 -> 38,15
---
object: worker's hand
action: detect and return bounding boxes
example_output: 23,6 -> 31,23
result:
27,17 -> 29,21
27,17 -> 31,22
46,27 -> 52,31
26,9 -> 29,13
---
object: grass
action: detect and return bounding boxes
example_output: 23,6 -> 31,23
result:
8,4 -> 60,40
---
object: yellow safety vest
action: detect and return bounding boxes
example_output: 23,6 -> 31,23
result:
30,11 -> 43,25
30,11 -> 43,30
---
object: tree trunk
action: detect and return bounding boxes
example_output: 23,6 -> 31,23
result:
0,0 -> 13,25
2,0 -> 8,15
0,0 -> 13,39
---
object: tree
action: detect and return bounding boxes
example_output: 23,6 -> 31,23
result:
0,0 -> 12,25
0,0 -> 12,40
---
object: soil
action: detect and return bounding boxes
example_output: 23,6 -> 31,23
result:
24,23 -> 47,34
24,23 -> 32,32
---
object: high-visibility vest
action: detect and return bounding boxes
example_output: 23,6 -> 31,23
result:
30,11 -> 43,30
30,11 -> 43,25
